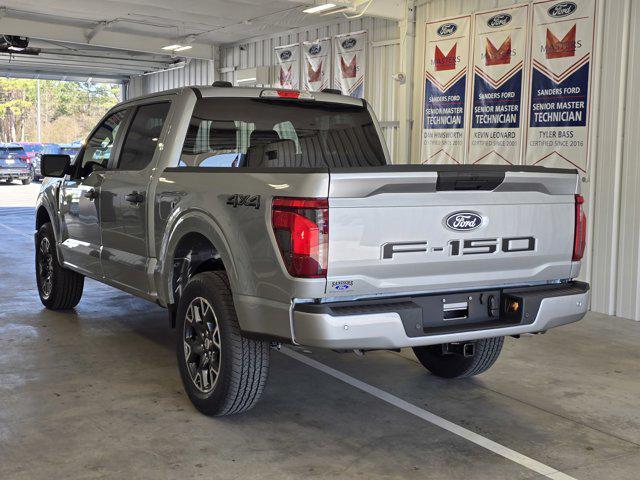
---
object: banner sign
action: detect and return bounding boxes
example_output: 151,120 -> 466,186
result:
468,5 -> 529,165
275,43 -> 300,90
334,31 -> 367,98
525,0 -> 597,172
303,38 -> 331,92
421,16 -> 472,164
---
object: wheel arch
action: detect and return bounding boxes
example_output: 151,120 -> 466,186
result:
157,209 -> 240,309
35,181 -> 63,243
35,205 -> 51,231
35,195 -> 61,245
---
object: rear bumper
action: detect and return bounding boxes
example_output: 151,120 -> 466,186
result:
292,281 -> 590,349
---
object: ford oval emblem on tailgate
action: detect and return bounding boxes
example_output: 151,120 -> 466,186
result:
445,212 -> 483,231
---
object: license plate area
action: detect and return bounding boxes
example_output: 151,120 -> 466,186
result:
413,289 -> 518,335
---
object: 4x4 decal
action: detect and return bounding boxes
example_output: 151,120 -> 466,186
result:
226,194 -> 261,210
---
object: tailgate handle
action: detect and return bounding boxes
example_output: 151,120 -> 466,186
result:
437,171 -> 505,191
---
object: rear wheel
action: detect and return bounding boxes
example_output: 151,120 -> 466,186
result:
176,271 -> 270,416
35,222 -> 84,310
22,177 -> 32,185
412,337 -> 504,379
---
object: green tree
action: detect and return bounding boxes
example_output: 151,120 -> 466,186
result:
0,78 -> 121,143
0,78 -> 36,142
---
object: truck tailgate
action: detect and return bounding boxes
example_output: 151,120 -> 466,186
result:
326,166 -> 579,297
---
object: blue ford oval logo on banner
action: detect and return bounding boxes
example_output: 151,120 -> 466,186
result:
279,50 -> 292,61
487,13 -> 512,28
437,23 -> 458,36
308,44 -> 322,55
445,212 -> 483,231
341,37 -> 357,49
548,2 -> 577,18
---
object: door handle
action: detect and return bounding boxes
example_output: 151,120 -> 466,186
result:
125,191 -> 145,204
83,188 -> 97,200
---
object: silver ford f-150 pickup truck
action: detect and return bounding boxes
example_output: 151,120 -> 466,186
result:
35,84 -> 589,416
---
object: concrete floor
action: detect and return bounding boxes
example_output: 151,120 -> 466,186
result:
1,183 -> 639,479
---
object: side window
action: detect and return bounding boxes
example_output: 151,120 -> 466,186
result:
117,102 -> 171,171
79,110 -> 128,176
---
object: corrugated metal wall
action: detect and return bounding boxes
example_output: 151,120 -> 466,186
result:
126,59 -> 215,99
413,0 -> 640,320
219,17 -> 401,161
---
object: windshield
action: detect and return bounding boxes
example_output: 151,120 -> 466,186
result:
179,98 -> 387,169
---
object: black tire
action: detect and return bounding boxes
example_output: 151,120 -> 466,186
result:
22,178 -> 32,185
413,337 -> 504,379
176,271 -> 270,416
35,222 -> 84,310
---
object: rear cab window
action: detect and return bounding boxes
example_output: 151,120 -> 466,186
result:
178,97 -> 387,169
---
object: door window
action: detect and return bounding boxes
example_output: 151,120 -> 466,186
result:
117,102 -> 171,171
78,110 -> 128,177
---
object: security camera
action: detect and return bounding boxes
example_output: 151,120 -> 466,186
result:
392,72 -> 406,84
2,35 -> 29,51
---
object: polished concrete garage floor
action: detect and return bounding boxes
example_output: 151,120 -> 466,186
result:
1,184 -> 639,480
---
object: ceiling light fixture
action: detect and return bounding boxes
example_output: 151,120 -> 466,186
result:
161,44 -> 182,51
174,45 -> 193,52
303,3 -> 337,14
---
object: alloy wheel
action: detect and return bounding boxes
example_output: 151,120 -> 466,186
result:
183,297 -> 222,393
38,236 -> 54,299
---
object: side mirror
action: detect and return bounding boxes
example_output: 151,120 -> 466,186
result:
41,154 -> 71,178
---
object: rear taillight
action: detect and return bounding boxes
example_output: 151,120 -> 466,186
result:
19,155 -> 30,164
272,197 -> 328,278
573,194 -> 587,261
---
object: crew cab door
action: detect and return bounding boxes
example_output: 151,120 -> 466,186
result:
99,101 -> 171,295
58,109 -> 129,277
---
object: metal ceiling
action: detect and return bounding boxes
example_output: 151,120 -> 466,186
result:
0,39 -> 178,83
0,1 -> 401,83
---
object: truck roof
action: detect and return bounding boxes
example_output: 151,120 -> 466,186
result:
120,85 -> 364,108
195,86 -> 364,106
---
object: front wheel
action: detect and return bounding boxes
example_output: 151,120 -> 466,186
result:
412,337 -> 504,379
35,222 -> 84,309
176,271 -> 270,416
